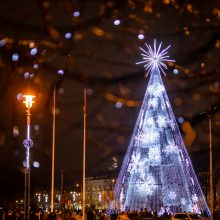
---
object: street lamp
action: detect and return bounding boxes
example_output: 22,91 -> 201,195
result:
23,95 -> 35,220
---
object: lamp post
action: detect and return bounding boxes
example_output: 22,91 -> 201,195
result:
23,95 -> 35,220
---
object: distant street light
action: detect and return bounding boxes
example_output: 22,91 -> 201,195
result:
200,105 -> 217,220
23,95 -> 35,220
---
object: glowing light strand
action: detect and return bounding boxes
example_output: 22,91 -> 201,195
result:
136,39 -> 175,76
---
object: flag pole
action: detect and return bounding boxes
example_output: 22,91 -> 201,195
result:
82,88 -> 86,220
51,85 -> 56,212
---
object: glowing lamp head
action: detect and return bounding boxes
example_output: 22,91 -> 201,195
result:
23,95 -> 35,108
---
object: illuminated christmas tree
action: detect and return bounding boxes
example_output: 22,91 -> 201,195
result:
114,40 -> 210,216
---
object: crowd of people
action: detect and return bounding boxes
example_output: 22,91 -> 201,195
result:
0,208 -> 178,220
0,208 -> 219,220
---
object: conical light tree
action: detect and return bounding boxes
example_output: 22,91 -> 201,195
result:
114,40 -> 210,216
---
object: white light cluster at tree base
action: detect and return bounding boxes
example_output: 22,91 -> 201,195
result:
114,41 -> 210,216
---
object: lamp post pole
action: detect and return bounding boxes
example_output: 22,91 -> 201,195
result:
23,95 -> 35,220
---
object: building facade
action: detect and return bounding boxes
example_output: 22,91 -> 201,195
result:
85,177 -> 115,210
31,177 -> 115,211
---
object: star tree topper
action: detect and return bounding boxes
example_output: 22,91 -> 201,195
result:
136,39 -> 175,76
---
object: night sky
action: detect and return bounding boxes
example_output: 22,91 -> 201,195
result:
0,0 -> 220,202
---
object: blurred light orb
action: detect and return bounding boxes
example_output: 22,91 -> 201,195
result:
55,108 -> 60,115
200,63 -> 205,68
114,19 -> 121,26
173,69 -> 179,75
174,97 -> 182,106
138,34 -> 145,40
24,72 -> 30,79
57,69 -> 64,75
13,126 -> 19,137
0,39 -> 6,47
33,161 -> 40,168
117,135 -> 125,144
178,116 -> 184,124
193,93 -> 200,101
12,53 -> 19,62
65,32 -> 72,39
33,64 -> 39,69
112,156 -> 117,162
17,93 -> 23,101
30,48 -> 38,56
73,11 -> 80,17
30,73 -> 34,78
41,49 -> 47,55
87,88 -> 94,95
58,88 -> 65,94
115,101 -> 123,109
213,81 -> 220,88
29,42 -> 35,48
34,124 -> 40,131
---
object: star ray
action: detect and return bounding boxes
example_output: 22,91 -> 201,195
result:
137,40 -> 175,76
